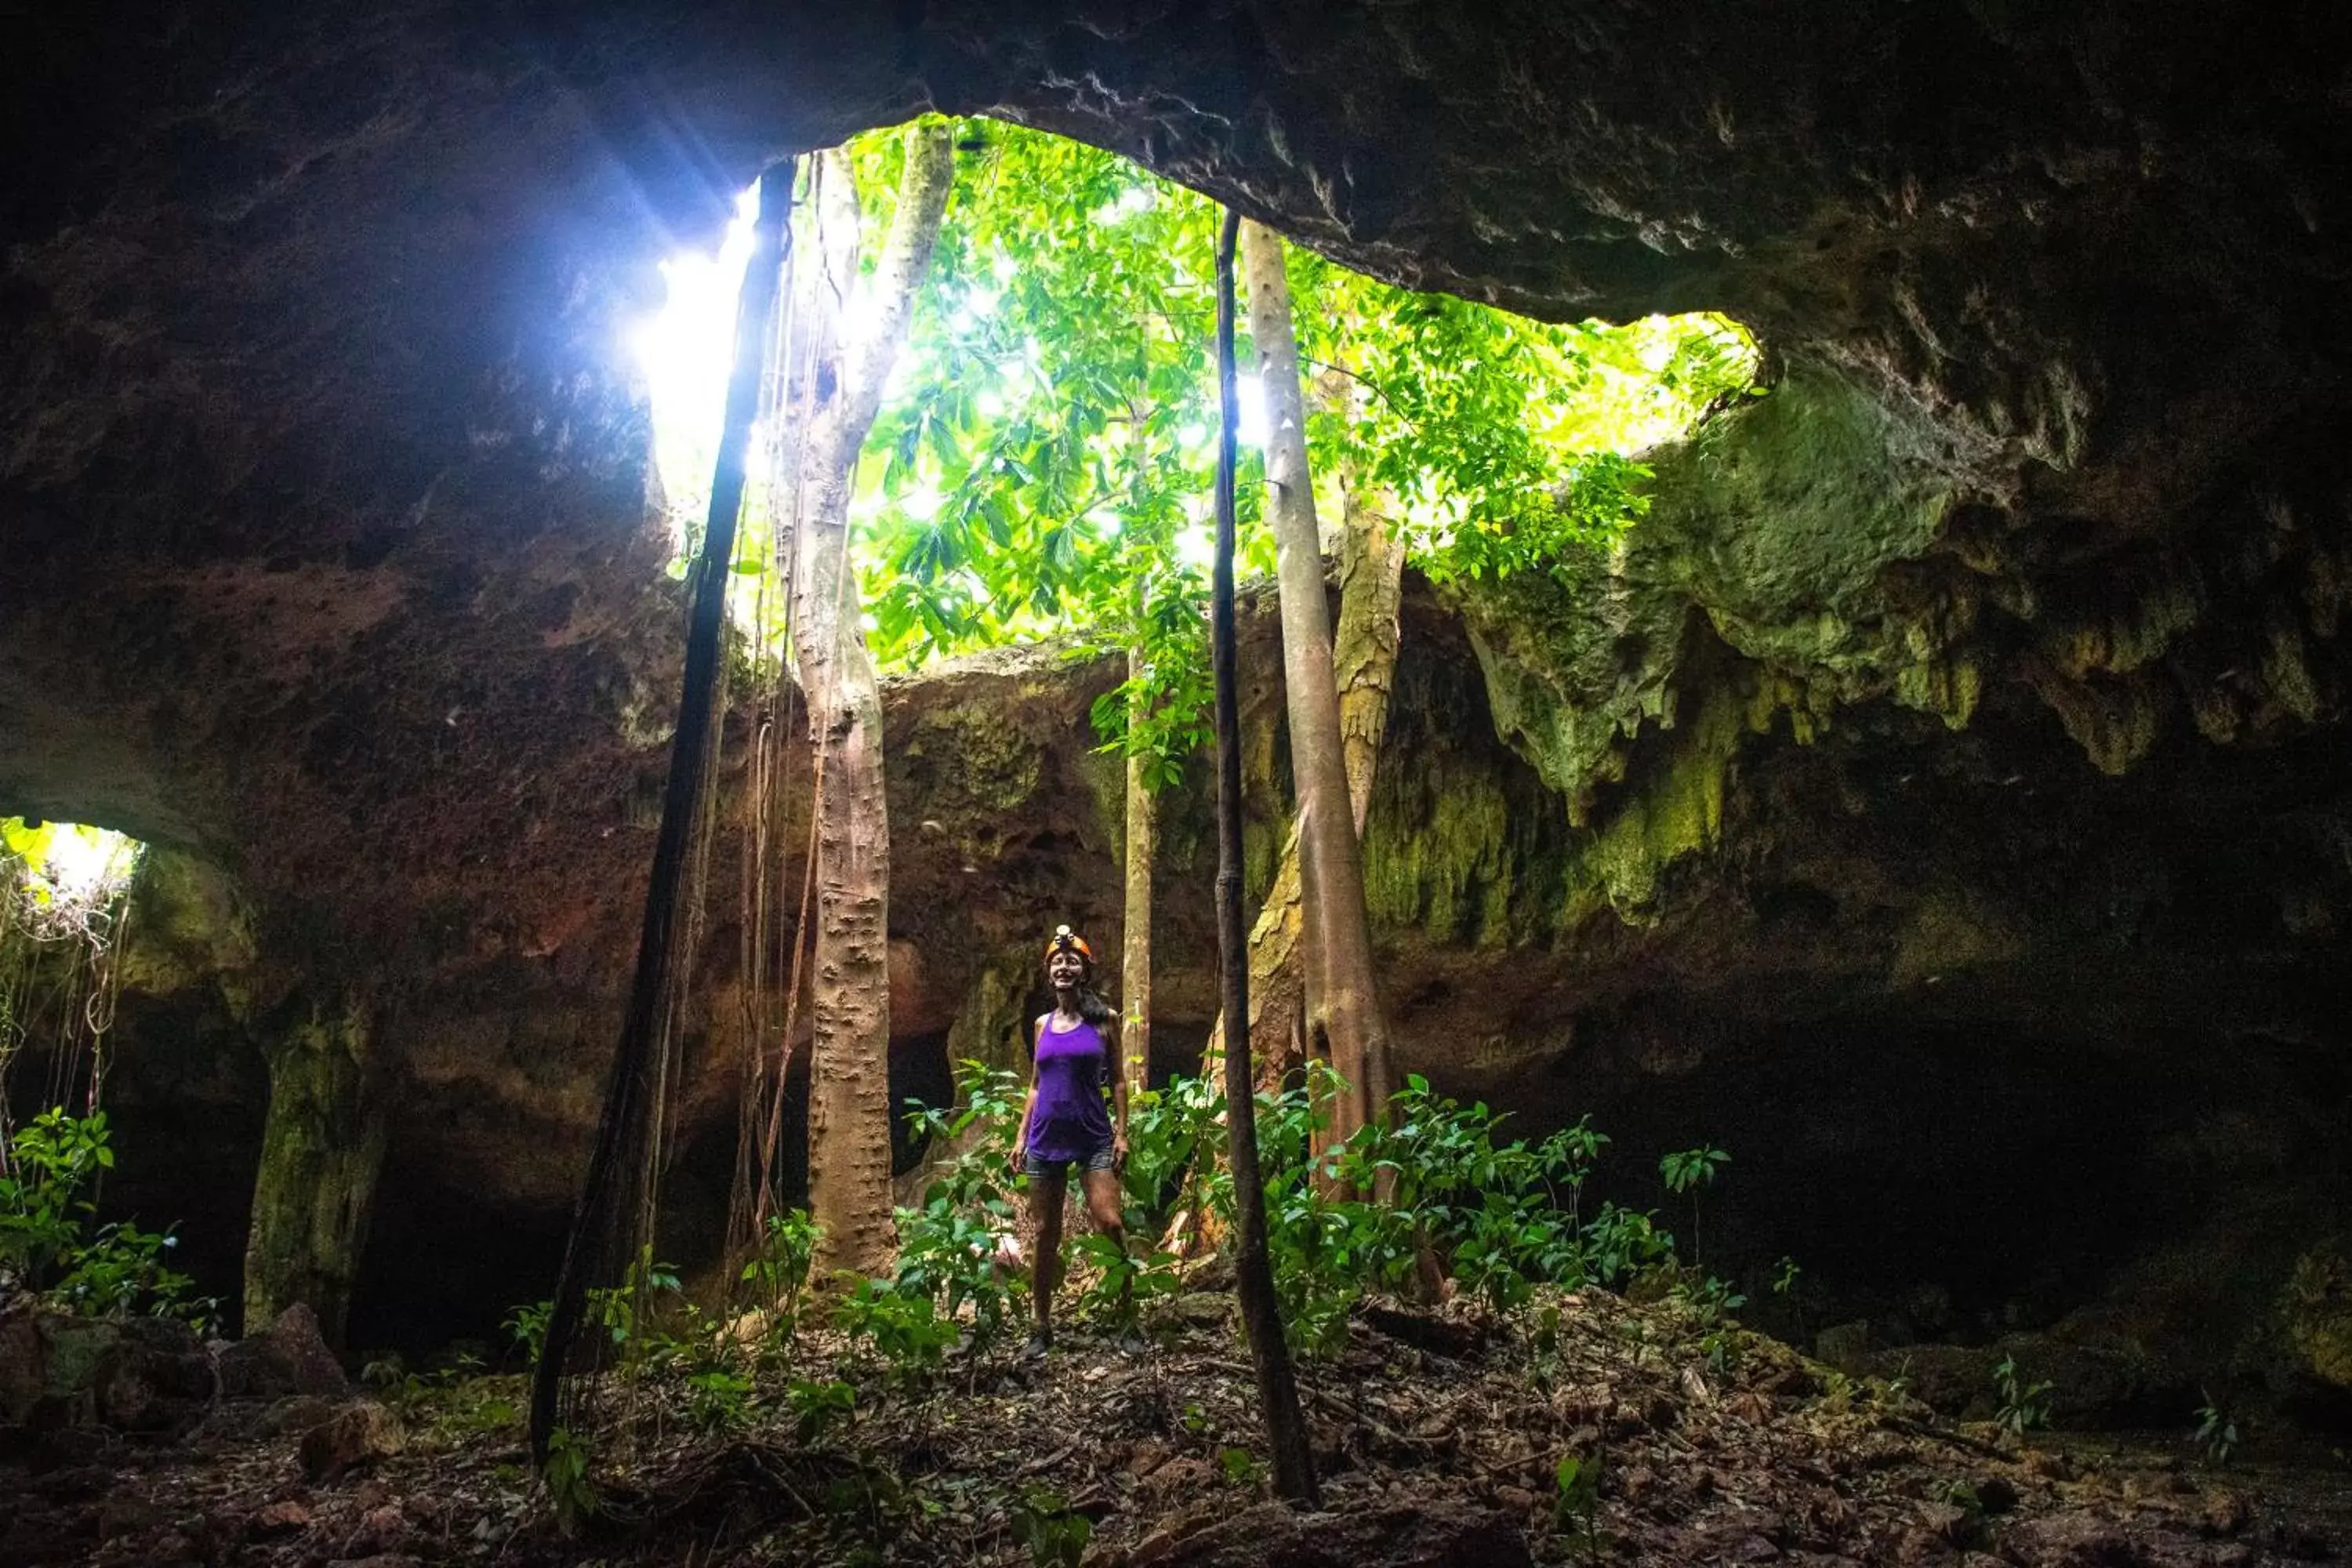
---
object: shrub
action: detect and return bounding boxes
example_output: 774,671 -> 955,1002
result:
0,1108 -> 202,1323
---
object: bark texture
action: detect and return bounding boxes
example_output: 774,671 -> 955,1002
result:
242,996 -> 383,1348
1212,208 -> 1316,1507
790,129 -> 954,1280
1239,219 -> 1394,1152
1121,648 -> 1154,1099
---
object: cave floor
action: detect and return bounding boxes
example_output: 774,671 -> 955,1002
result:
0,1290 -> 2336,1567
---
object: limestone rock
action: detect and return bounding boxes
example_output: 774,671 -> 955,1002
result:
2281,1241 -> 2352,1392
90,1316 -> 212,1432
298,1399 -> 404,1481
0,1308 -> 207,1432
217,1304 -> 350,1401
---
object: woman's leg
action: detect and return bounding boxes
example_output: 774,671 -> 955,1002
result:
1028,1166 -> 1067,1346
1079,1167 -> 1132,1324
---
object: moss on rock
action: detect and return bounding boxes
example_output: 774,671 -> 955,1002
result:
243,996 -> 385,1346
2283,1242 -> 2352,1393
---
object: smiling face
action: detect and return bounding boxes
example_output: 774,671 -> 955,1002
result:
1047,948 -> 1088,991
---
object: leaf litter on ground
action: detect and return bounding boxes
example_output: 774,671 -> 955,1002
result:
1,1284 -> 2339,1566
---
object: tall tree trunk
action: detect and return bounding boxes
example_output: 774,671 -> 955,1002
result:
1213,207 -> 1318,1506
532,164 -> 789,1463
1120,637 -> 1154,1100
243,994 -> 384,1348
1239,219 -> 1394,1160
1200,480 -> 1404,1094
790,129 -> 955,1281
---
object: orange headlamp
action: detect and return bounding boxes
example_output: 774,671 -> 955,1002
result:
1044,924 -> 1095,965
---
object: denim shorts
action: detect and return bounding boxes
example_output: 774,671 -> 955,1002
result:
1024,1146 -> 1117,1178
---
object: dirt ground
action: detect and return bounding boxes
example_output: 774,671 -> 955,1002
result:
1,1287 -> 2342,1567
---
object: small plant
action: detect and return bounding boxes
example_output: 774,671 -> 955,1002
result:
1553,1451 -> 1606,1566
833,1276 -> 959,1381
787,1377 -> 858,1445
2194,1394 -> 2240,1466
1532,1301 -> 1563,1358
1578,1203 -> 1670,1288
1993,1354 -> 2053,1436
1769,1254 -> 1806,1343
684,1367 -> 755,1432
1216,1444 -> 1266,1488
1069,1229 -> 1181,1328
361,1348 -> 487,1414
541,1425 -> 599,1534
1658,1145 -> 1728,1265
1672,1272 -> 1747,1327
504,1298 -> 554,1363
742,1208 -> 821,1349
1007,1486 -> 1094,1568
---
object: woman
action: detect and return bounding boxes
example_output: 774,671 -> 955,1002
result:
1009,924 -> 1129,1357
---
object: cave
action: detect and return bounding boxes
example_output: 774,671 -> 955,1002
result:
7,2 -> 2352,1561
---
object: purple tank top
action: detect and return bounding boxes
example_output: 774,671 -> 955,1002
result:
1025,1014 -> 1115,1162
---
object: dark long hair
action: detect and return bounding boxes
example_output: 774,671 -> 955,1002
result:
1070,984 -> 1116,1029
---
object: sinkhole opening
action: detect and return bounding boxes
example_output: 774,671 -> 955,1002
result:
2,814 -> 148,1108
1,815 -> 143,946
622,116 -> 1760,671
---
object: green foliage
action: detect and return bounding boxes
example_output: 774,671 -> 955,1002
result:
1992,1354 -> 2053,1436
1659,1145 -> 1728,1265
1673,1274 -> 1748,1327
1120,1072 -> 1225,1240
1216,1445 -> 1266,1488
2195,1394 -> 2239,1465
1069,1229 -> 1180,1327
1178,1065 -> 1672,1354
1659,1147 -> 1728,1194
541,1425 -> 599,1534
503,1298 -> 553,1364
1553,1451 -> 1607,1565
853,119 -> 1239,670
684,1366 -> 756,1432
895,1062 -> 1029,1352
836,117 -> 1752,674
361,1350 -> 501,1424
1083,563 -> 1214,792
591,1248 -> 682,1349
832,1276 -> 960,1382
1,818 -> 143,939
0,1109 -> 202,1324
788,1376 -> 858,1446
1008,1486 -> 1094,1568
742,1208 -> 822,1347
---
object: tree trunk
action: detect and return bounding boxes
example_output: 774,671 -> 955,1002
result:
790,129 -> 955,1281
1239,219 -> 1395,1160
1121,641 -> 1154,1100
1201,481 -> 1404,1091
1333,485 -> 1408,829
1213,207 -> 1318,1507
243,995 -> 385,1348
